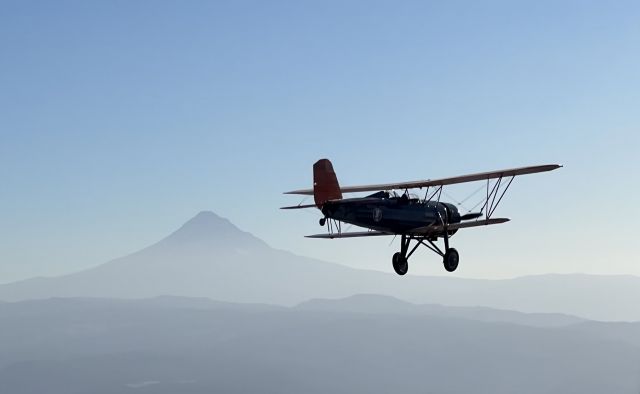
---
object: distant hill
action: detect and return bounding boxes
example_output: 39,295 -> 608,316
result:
1,211 -> 639,321
0,297 -> 638,394
297,294 -> 585,327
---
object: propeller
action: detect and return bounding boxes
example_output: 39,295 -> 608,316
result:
460,212 -> 483,221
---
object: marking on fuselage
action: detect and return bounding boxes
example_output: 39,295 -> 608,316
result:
373,208 -> 383,222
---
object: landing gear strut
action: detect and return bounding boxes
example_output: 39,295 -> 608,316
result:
441,227 -> 459,272
391,232 -> 460,275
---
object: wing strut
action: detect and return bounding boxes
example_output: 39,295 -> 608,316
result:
481,175 -> 515,219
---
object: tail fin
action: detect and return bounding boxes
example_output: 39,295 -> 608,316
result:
313,159 -> 342,207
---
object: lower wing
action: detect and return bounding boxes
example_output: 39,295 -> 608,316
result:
305,231 -> 392,239
305,218 -> 509,239
407,218 -> 510,235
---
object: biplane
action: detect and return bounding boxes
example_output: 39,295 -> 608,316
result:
283,159 -> 561,275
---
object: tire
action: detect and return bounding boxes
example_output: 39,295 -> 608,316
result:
443,248 -> 459,272
392,252 -> 408,276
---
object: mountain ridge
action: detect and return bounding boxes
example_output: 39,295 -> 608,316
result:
1,210 -> 640,321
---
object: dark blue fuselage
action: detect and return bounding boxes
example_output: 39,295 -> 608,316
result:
321,193 -> 461,234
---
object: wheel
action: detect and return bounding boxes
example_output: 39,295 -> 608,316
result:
392,252 -> 408,276
443,248 -> 459,272
319,218 -> 326,226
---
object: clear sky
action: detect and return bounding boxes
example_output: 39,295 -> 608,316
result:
1,0 -> 639,283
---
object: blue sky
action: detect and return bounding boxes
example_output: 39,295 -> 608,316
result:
1,0 -> 639,282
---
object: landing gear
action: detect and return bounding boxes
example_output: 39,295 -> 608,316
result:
392,252 -> 408,275
391,232 -> 460,275
443,248 -> 459,272
319,218 -> 326,226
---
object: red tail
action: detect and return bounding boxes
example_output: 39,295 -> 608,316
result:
313,159 -> 342,207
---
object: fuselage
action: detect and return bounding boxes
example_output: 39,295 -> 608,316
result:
321,191 -> 461,234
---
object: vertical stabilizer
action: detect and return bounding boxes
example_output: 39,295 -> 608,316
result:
313,159 -> 342,207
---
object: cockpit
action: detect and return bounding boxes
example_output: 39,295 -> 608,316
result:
367,190 -> 423,204
387,190 -> 421,205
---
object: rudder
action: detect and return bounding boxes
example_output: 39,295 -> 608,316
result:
313,159 -> 342,207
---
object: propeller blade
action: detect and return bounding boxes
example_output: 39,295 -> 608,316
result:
460,212 -> 483,221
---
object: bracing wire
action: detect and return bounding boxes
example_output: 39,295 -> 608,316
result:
459,183 -> 487,205
443,183 -> 487,213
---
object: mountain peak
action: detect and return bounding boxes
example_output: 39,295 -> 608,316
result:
188,210 -> 230,225
179,210 -> 232,231
160,211 -> 265,247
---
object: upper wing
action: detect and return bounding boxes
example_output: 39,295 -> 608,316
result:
285,164 -> 561,195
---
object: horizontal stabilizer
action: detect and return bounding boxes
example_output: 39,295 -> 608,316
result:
280,204 -> 318,210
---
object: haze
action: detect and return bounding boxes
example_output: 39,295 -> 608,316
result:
2,211 -> 640,392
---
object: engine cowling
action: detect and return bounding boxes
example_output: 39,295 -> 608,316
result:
440,202 -> 460,235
